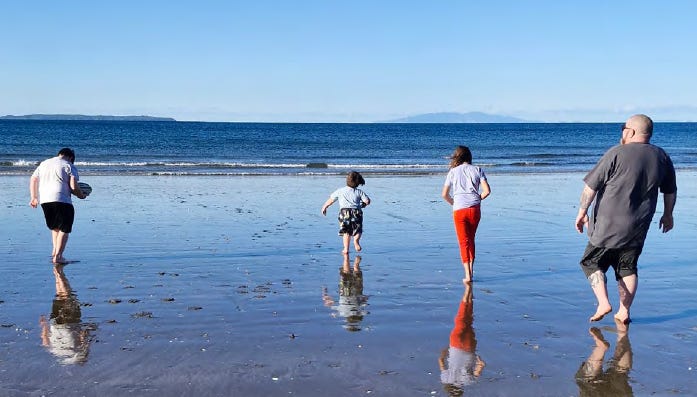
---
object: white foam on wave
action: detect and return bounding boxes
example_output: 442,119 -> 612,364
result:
327,163 -> 442,169
6,159 -> 38,167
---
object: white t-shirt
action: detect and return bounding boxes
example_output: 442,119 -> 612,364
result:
32,156 -> 79,204
444,164 -> 486,211
47,322 -> 87,365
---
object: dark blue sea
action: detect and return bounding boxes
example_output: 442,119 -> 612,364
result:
1,120 -> 696,175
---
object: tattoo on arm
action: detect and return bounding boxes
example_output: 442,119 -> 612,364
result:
579,186 -> 596,210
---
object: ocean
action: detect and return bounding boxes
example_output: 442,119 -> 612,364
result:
1,120 -> 696,176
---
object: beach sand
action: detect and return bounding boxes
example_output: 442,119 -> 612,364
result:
1,172 -> 696,396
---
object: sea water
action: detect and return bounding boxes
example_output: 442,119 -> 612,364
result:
1,120 -> 696,176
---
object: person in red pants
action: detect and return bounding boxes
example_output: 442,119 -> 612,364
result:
442,146 -> 491,283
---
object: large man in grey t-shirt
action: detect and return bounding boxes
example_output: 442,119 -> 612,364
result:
575,114 -> 677,324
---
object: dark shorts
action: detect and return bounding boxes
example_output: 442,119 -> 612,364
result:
338,208 -> 363,236
579,243 -> 643,280
41,202 -> 75,233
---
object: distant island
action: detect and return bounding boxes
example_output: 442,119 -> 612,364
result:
380,111 -> 528,123
0,114 -> 176,121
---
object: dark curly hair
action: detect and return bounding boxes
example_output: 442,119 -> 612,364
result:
346,171 -> 366,188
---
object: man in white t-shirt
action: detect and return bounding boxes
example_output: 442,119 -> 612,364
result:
29,148 -> 87,264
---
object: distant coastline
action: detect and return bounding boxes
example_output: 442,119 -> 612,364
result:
379,111 -> 529,123
0,114 -> 176,121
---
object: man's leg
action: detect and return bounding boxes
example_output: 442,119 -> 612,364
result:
589,270 -> 612,322
51,229 -> 59,258
578,327 -> 609,379
615,274 -> 637,324
53,231 -> 70,264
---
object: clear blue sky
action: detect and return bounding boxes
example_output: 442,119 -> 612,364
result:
2,1 -> 696,122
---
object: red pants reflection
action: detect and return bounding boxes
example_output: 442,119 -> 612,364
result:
453,205 -> 481,264
450,297 -> 475,352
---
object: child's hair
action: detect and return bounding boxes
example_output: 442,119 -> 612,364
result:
346,171 -> 365,188
449,145 -> 472,169
58,147 -> 76,163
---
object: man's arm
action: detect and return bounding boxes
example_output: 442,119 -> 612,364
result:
575,184 -> 597,233
659,192 -> 676,233
29,176 -> 39,208
69,176 -> 86,199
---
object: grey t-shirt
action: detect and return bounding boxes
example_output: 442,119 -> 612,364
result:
584,143 -> 677,248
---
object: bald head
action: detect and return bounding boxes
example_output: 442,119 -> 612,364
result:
620,114 -> 653,144
626,114 -> 653,138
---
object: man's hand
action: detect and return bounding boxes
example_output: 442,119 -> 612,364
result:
575,212 -> 589,234
29,198 -> 38,208
576,185 -> 596,234
659,214 -> 674,233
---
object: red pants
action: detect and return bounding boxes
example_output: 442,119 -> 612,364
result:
453,205 -> 481,264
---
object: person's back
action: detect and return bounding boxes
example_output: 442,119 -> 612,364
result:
34,156 -> 77,205
29,147 -> 86,264
575,114 -> 677,324
447,163 -> 485,210
586,142 -> 676,248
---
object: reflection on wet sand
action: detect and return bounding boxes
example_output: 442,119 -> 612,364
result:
575,320 -> 633,397
439,283 -> 485,396
39,265 -> 96,365
322,254 -> 369,331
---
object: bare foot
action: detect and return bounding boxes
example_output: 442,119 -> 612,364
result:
341,249 -> 349,255
52,256 -> 68,264
589,327 -> 610,348
354,242 -> 362,252
462,277 -> 472,284
589,305 -> 612,322
614,313 -> 631,325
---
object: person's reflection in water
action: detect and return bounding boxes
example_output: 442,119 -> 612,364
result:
575,320 -> 633,397
439,283 -> 485,395
39,265 -> 96,365
322,254 -> 369,332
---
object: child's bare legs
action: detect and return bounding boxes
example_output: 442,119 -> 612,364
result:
353,255 -> 362,272
342,234 -> 350,254
342,252 -> 350,273
353,233 -> 362,252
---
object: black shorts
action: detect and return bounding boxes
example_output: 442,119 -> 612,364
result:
41,202 -> 75,233
579,243 -> 643,280
338,208 -> 363,236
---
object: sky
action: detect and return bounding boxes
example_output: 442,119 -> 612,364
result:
2,1 -> 697,122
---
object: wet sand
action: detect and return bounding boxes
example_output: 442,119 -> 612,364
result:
1,172 -> 696,396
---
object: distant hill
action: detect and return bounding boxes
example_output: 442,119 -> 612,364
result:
380,112 -> 527,123
0,114 -> 176,121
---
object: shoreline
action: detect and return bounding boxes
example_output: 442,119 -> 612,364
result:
2,172 -> 696,396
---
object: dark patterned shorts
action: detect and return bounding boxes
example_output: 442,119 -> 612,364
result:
338,208 -> 363,236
